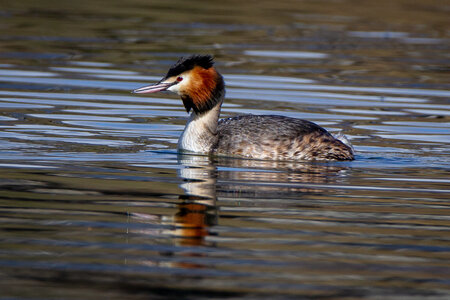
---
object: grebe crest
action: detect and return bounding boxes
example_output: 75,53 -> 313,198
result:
134,54 -> 354,161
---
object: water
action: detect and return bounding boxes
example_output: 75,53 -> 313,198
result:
1,0 -> 449,299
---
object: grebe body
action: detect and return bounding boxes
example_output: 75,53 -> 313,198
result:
134,55 -> 354,161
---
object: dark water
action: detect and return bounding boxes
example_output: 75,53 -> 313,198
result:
1,0 -> 449,299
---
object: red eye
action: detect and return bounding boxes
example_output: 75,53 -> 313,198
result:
176,77 -> 183,82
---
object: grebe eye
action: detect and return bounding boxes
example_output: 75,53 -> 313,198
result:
176,76 -> 183,82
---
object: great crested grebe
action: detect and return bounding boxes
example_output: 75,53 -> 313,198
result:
133,55 -> 354,161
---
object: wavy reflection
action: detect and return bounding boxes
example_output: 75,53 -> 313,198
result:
167,154 -> 350,247
170,154 -> 218,247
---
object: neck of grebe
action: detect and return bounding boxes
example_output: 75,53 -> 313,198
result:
177,100 -> 223,153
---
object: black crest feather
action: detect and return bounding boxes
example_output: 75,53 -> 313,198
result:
165,55 -> 214,78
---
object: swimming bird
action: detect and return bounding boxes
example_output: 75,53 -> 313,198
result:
133,55 -> 354,161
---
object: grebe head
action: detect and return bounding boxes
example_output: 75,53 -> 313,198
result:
133,54 -> 225,114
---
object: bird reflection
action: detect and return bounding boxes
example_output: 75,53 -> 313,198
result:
216,156 -> 349,196
168,154 -> 350,246
169,154 -> 218,247
130,154 -> 350,248
171,196 -> 217,247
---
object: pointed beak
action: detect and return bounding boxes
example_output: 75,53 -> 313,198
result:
133,81 -> 175,94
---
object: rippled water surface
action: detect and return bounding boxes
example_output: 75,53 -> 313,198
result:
1,0 -> 449,299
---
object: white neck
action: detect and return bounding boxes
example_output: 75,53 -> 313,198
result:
177,101 -> 222,153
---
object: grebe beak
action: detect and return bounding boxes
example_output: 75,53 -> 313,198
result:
133,81 -> 176,94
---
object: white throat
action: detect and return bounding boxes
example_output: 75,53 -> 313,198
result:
177,102 -> 222,153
